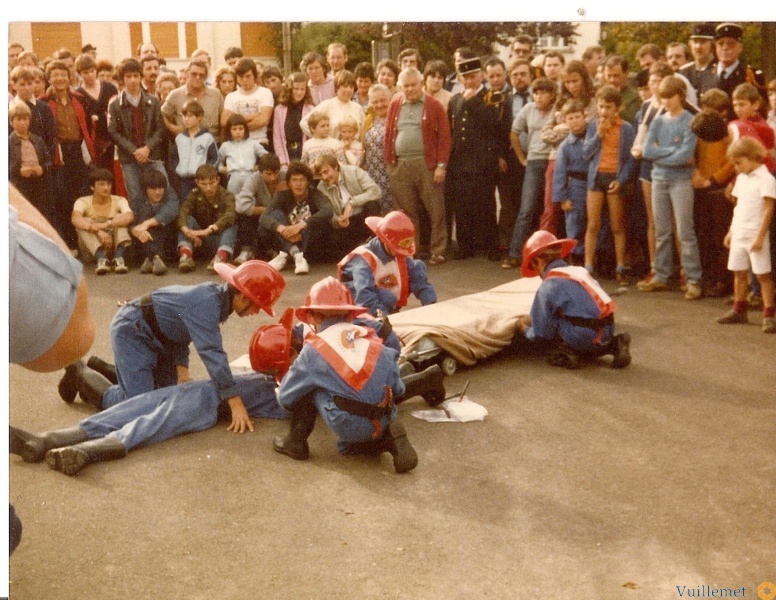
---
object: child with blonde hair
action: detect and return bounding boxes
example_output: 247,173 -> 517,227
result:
300,111 -> 346,169
717,137 -> 775,333
338,115 -> 364,166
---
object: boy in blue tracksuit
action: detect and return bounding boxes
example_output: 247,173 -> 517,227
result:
552,100 -> 590,264
171,99 -> 219,199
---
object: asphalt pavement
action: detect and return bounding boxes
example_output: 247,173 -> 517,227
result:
6,256 -> 775,599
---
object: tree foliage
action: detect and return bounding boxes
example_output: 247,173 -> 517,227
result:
283,21 -> 770,77
286,21 -> 581,73
600,22 -> 766,70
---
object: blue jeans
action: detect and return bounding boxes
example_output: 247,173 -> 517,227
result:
121,161 -> 169,214
509,159 -> 548,258
177,216 -> 237,257
266,209 -> 331,262
652,177 -> 701,284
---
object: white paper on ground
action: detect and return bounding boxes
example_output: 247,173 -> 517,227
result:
411,396 -> 487,422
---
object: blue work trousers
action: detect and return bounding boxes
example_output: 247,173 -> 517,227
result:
81,373 -> 288,451
102,303 -> 179,409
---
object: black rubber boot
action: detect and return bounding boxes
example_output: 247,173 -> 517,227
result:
58,360 -> 85,403
397,365 -> 446,407
77,366 -> 112,410
610,333 -> 632,369
273,396 -> 317,460
548,346 -> 581,370
9,426 -> 88,463
45,436 -> 127,476
382,419 -> 418,474
86,356 -> 118,384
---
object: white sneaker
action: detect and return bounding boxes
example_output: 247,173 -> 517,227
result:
234,249 -> 255,265
268,251 -> 288,271
294,253 -> 309,275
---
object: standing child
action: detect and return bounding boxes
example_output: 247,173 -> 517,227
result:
639,76 -> 701,299
177,164 -> 238,272
716,137 -> 775,333
300,111 -> 346,169
552,100 -> 590,264
172,100 -> 219,199
218,113 -> 268,195
582,84 -> 636,286
9,99 -> 51,215
339,115 -> 364,166
690,89 -> 736,297
502,77 -> 557,269
727,83 -> 776,307
631,62 -> 674,283
728,83 -> 775,174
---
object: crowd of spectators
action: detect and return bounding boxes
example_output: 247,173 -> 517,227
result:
7,24 -> 776,329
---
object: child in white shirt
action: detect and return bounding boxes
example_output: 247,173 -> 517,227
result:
717,137 -> 776,333
301,111 -> 346,169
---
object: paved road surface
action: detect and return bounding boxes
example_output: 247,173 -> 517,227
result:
7,257 -> 775,599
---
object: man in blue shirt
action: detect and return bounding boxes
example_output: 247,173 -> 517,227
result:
515,230 -> 632,370
58,260 -> 286,434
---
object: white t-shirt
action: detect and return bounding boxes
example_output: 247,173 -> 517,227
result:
730,164 -> 776,238
224,85 -> 275,143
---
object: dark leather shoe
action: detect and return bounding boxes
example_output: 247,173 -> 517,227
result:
77,367 -> 111,409
46,436 -> 126,476
273,435 -> 310,461
87,356 -> 118,384
58,361 -> 84,403
548,348 -> 581,370
10,426 -> 88,463
385,420 -> 418,474
611,333 -> 631,369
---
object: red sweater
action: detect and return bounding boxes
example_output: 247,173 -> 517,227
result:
384,92 -> 451,171
730,116 -> 775,174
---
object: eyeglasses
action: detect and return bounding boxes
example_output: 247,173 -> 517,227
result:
188,71 -> 207,78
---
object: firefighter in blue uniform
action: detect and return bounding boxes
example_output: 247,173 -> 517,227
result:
515,230 -> 632,369
57,260 -> 286,434
274,277 -> 420,473
338,211 -> 436,317
9,315 -> 295,476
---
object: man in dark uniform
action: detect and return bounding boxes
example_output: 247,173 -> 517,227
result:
713,22 -> 767,102
444,51 -> 504,261
679,23 -> 718,97
485,56 -> 521,259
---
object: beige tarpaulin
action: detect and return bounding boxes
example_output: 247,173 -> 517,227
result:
390,277 -> 541,366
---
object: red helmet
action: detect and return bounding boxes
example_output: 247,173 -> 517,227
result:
521,230 -> 577,277
365,211 -> 416,257
249,308 -> 294,382
214,260 -> 286,316
295,276 -> 366,324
